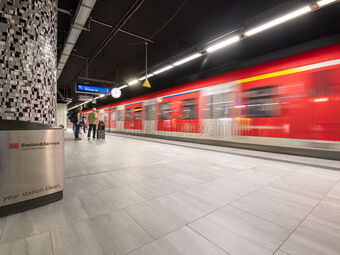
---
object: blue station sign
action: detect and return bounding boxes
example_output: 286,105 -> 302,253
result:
76,84 -> 110,94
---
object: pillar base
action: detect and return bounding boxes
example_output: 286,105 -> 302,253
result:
0,191 -> 63,218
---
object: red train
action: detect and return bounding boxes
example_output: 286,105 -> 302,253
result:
75,43 -> 340,158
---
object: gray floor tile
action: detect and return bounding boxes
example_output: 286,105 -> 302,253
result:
274,250 -> 291,255
0,232 -> 53,255
0,217 -> 5,239
173,185 -> 238,212
129,177 -> 186,200
128,226 -> 227,255
207,170 -> 279,196
257,186 -> 319,210
189,206 -> 290,255
0,197 -> 88,244
165,173 -> 211,187
231,191 -> 312,230
327,182 -> 340,199
51,220 -> 104,255
92,170 -> 143,190
51,210 -> 152,255
78,186 -> 145,218
308,196 -> 340,231
281,219 -> 340,255
270,172 -> 336,200
126,195 -> 206,239
251,165 -> 294,177
63,176 -> 103,199
297,166 -> 340,179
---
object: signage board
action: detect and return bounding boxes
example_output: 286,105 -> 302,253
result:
0,126 -> 64,216
76,83 -> 110,95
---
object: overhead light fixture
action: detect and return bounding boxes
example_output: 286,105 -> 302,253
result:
128,79 -> 139,85
313,97 -> 329,102
152,65 -> 174,75
138,73 -> 155,81
206,35 -> 240,53
245,6 -> 311,37
317,0 -> 337,7
119,85 -> 128,89
173,53 -> 202,66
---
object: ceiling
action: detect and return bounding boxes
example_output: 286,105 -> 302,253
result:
57,0 -> 340,108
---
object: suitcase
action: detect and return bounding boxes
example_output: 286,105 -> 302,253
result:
97,130 -> 105,139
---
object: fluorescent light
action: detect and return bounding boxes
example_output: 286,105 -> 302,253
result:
119,85 -> 128,89
173,53 -> 202,66
317,0 -> 337,7
313,97 -> 329,102
206,36 -> 240,53
99,94 -> 105,98
128,79 -> 139,85
138,73 -> 155,81
152,65 -> 174,75
245,6 -> 311,37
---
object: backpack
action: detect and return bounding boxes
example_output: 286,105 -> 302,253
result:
98,121 -> 105,130
68,111 -> 77,123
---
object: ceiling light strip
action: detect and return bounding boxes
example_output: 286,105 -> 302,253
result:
244,6 -> 312,37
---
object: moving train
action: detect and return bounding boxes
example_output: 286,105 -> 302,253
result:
72,43 -> 340,159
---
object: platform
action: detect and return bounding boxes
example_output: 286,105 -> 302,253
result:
1,130 -> 340,255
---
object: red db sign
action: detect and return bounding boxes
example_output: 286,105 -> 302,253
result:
9,143 -> 19,149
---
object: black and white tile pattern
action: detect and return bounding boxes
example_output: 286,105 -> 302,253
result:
0,0 -> 57,125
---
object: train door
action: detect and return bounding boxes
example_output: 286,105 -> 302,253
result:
157,91 -> 200,133
309,68 -> 340,141
110,108 -> 117,130
204,83 -> 235,138
177,92 -> 200,133
124,103 -> 143,130
157,98 -> 173,132
144,99 -> 156,134
104,110 -> 110,129
117,105 -> 124,131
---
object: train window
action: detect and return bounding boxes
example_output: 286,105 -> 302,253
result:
104,112 -> 108,122
246,86 -> 279,118
117,109 -> 123,121
125,108 -> 131,121
310,69 -> 337,97
159,102 -> 171,120
182,98 -> 196,119
145,104 -> 155,120
98,112 -> 104,121
111,111 -> 116,121
206,93 -> 230,119
134,107 -> 142,121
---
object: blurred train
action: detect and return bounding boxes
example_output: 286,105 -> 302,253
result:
70,43 -> 340,159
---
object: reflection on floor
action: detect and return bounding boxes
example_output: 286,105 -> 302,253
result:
1,130 -> 340,255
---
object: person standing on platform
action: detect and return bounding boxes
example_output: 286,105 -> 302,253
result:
74,106 -> 83,140
87,108 -> 97,140
81,113 -> 87,134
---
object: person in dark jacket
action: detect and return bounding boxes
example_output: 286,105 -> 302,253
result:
74,106 -> 83,140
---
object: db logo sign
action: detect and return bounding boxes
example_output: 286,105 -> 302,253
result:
9,143 -> 19,149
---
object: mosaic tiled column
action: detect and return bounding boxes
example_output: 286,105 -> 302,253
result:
0,0 -> 57,125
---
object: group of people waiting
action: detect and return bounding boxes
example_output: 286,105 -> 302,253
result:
71,106 -> 98,140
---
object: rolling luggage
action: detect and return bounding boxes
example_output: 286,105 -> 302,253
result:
97,121 -> 105,139
97,129 -> 105,139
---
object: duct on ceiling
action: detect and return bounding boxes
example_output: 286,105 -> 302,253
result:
57,0 -> 97,80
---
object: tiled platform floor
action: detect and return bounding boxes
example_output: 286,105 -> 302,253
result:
1,130 -> 340,255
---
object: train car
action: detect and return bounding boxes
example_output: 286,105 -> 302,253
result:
81,43 -> 340,159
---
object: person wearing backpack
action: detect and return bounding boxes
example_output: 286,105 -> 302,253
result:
74,106 -> 83,140
87,108 -> 97,140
